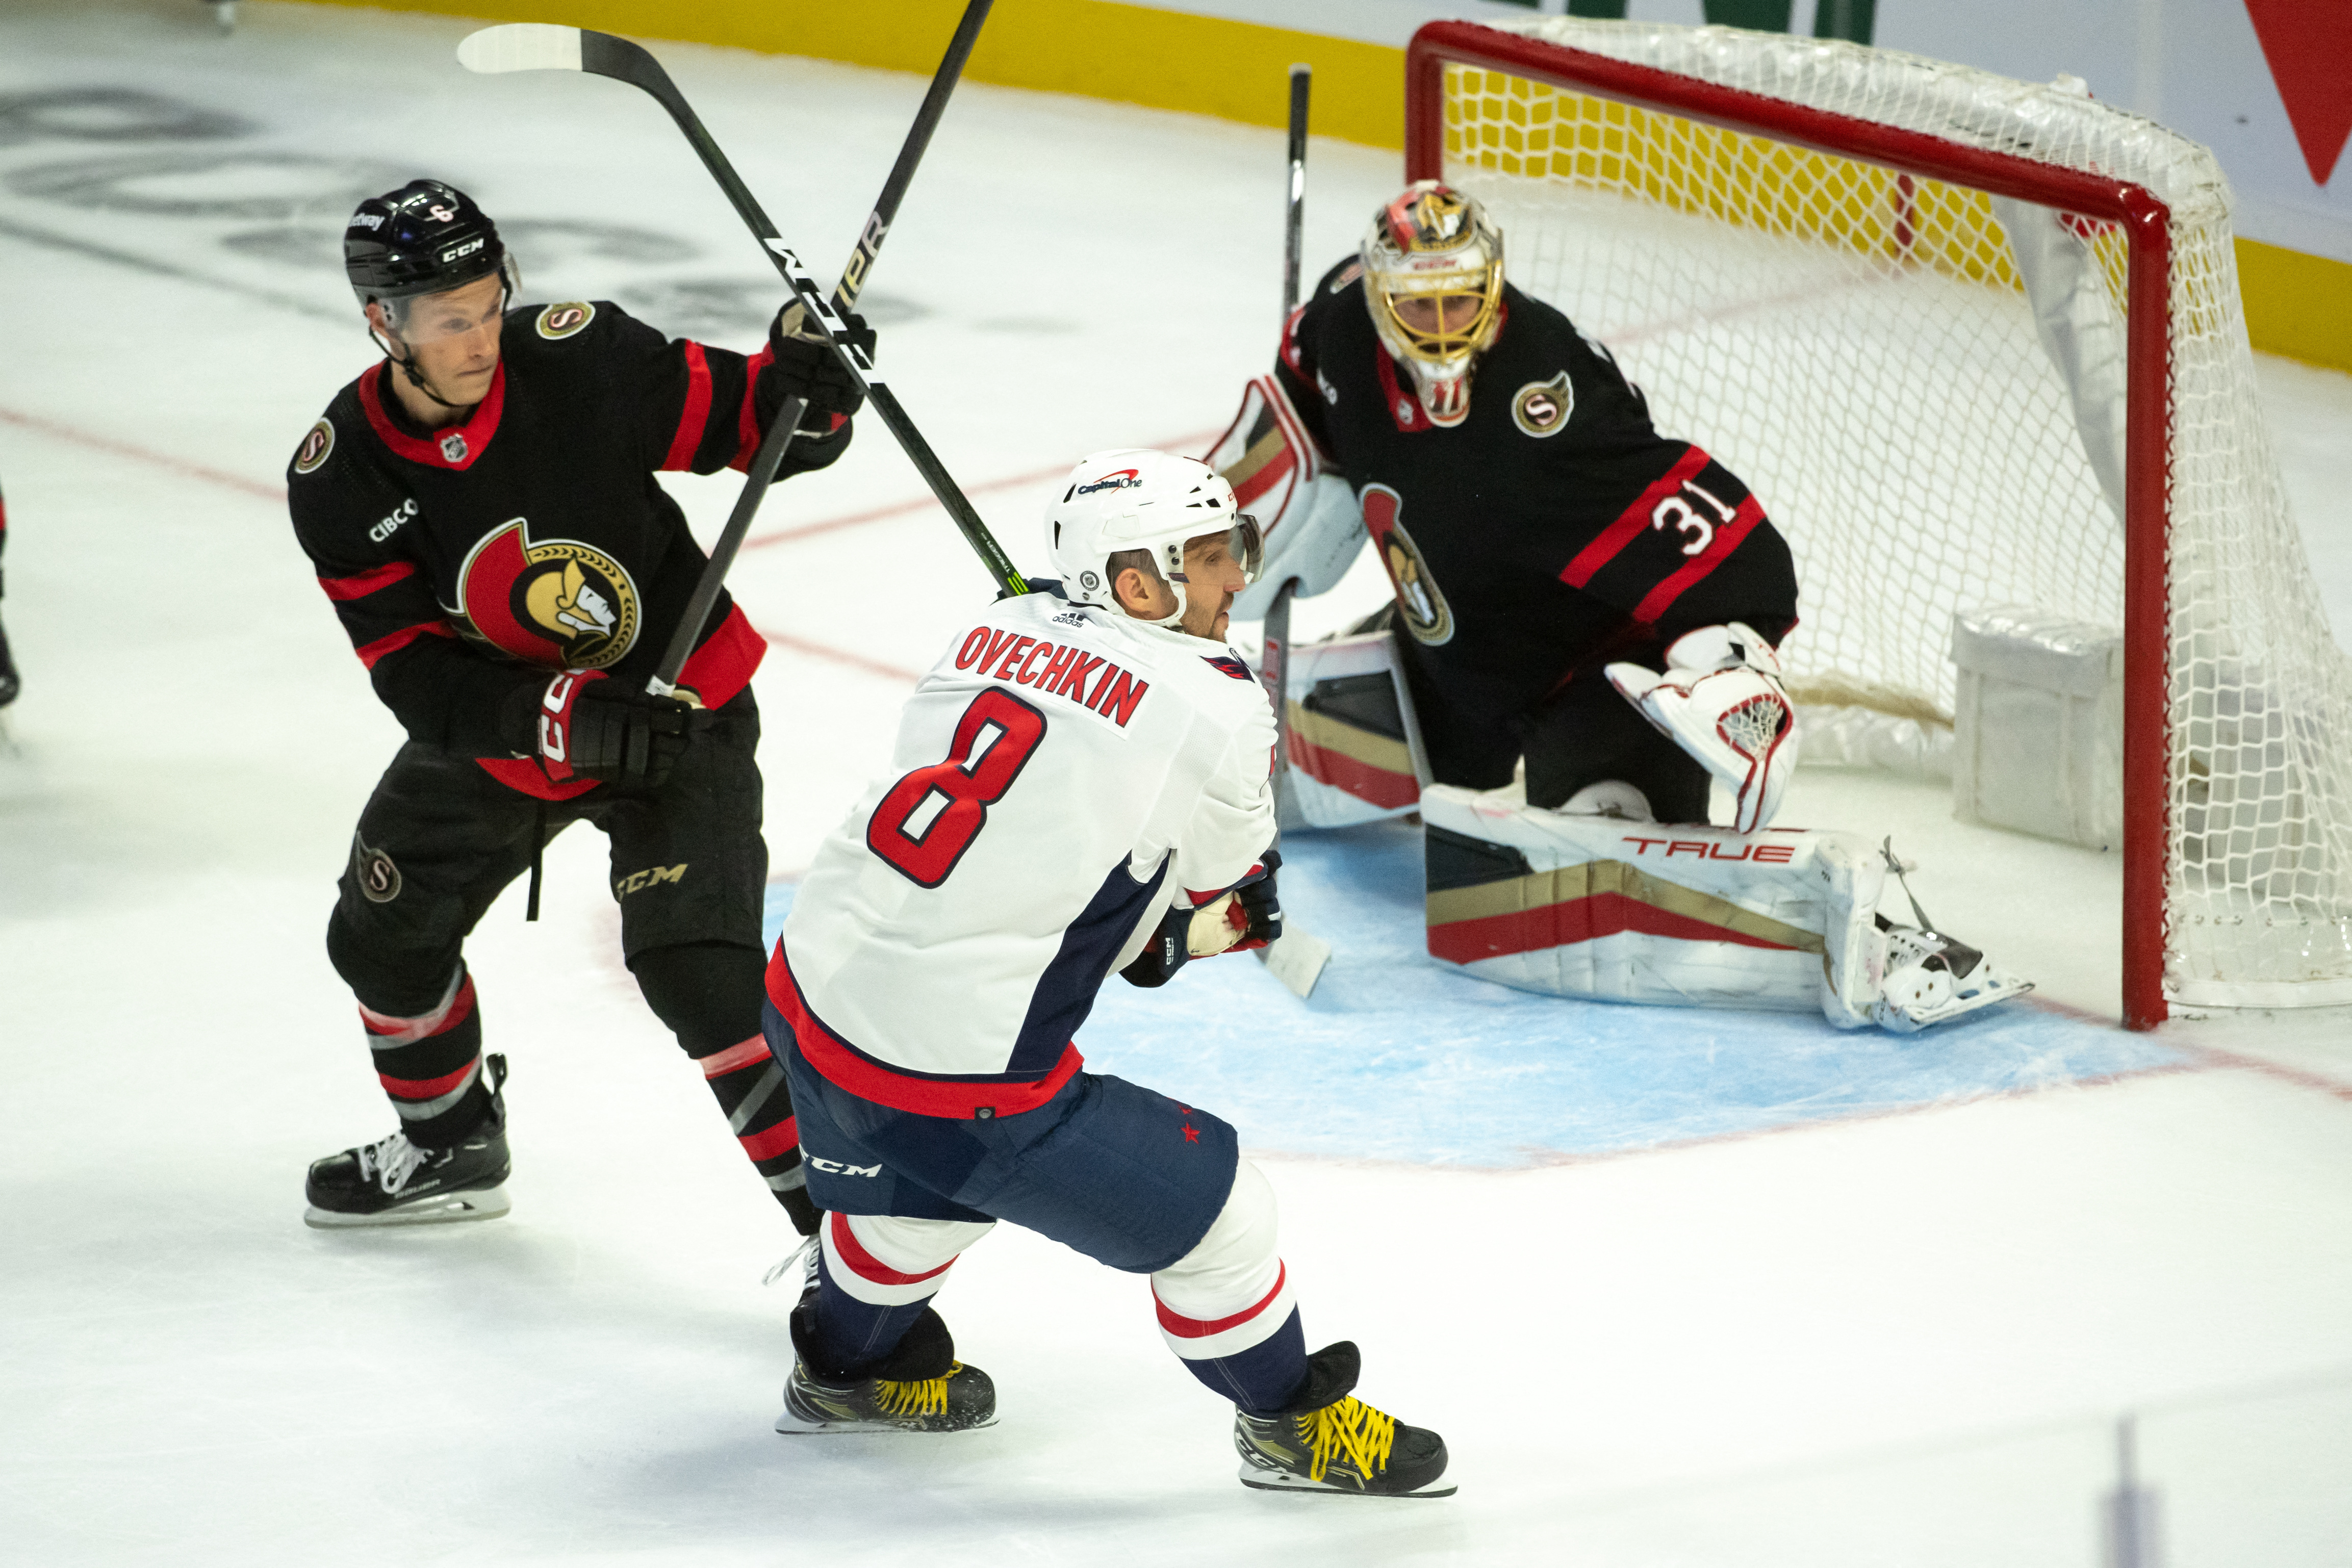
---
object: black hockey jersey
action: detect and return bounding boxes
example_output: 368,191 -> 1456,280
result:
289,299 -> 850,800
1272,261 -> 1797,746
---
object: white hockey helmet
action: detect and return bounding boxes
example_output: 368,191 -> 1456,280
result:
1043,449 -> 1263,629
1359,180 -> 1505,427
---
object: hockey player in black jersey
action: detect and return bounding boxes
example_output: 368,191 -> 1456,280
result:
290,179 -> 862,1231
1217,179 -> 1801,832
1212,183 -> 2031,1034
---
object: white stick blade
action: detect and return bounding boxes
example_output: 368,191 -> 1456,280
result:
1259,928 -> 1331,999
457,24 -> 583,75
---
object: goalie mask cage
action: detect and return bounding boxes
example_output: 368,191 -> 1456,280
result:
1407,17 -> 2352,1029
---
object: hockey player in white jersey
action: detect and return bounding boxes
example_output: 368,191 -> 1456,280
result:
760,450 -> 1453,1497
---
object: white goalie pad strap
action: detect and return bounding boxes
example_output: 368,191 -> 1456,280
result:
1421,784 -> 1887,1027
820,1211 -> 994,1308
1606,622 -> 1799,834
1152,1160 -> 1293,1361
1282,629 -> 1428,829
1874,925 -> 2035,1032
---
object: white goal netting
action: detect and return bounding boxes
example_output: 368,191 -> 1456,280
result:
1430,18 -> 2352,1009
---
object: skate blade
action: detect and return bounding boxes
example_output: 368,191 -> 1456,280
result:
772,1406 -> 1000,1435
1237,1461 -> 1455,1498
302,1184 -> 512,1229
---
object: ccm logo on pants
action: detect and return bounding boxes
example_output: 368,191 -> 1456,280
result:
808,1156 -> 881,1177
615,863 -> 687,898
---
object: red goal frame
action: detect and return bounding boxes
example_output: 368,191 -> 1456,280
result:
1405,20 -> 2175,1029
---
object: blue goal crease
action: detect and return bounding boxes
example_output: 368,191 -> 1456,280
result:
760,822 -> 2182,1170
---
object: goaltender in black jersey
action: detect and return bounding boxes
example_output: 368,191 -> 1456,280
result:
289,178 -> 865,1233
1215,179 -> 1801,832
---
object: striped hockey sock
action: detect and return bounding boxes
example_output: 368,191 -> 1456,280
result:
809,1211 -> 991,1378
694,1034 -> 810,1214
360,965 -> 491,1148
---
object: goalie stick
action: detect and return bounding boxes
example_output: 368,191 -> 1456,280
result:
456,5 -> 1024,702
1254,63 -> 1332,1003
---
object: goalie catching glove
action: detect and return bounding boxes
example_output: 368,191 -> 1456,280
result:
1121,855 -> 1283,989
512,670 -> 704,790
1606,622 -> 1798,834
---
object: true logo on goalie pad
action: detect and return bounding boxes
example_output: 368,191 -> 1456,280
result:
1511,371 -> 1573,438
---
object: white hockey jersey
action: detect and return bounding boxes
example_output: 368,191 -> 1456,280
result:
769,586 -> 1277,1119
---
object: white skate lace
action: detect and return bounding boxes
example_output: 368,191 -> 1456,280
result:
356,1131 -> 435,1197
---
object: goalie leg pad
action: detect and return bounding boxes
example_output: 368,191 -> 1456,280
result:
1204,375 -> 1365,619
1606,622 -> 1798,834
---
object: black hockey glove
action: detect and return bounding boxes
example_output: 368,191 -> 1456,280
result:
768,300 -> 874,421
1118,856 -> 1282,988
514,671 -> 701,789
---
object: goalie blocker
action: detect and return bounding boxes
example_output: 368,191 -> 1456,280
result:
1419,785 -> 2031,1034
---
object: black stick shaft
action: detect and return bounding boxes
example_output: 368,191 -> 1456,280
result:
597,6 -> 1010,691
1282,65 -> 1309,318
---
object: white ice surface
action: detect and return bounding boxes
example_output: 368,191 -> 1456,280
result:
3,4 -> 2351,1564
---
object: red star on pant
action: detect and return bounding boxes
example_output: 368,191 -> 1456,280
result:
1183,1123 -> 1201,1144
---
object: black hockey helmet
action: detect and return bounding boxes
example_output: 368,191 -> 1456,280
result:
344,178 -> 510,311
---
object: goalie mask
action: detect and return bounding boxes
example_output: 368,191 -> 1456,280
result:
1044,449 -> 1262,633
1360,181 -> 1505,428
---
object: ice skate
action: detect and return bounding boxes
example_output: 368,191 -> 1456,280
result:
1234,1341 -> 1453,1497
775,1302 -> 996,1434
303,1056 -> 511,1228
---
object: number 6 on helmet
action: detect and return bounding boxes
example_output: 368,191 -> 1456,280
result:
1605,622 -> 1799,834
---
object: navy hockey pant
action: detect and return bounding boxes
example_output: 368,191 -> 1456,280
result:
323,691 -> 806,1216
770,1013 -> 1310,1415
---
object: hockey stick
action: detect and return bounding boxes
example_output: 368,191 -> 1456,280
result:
1255,64 -> 1331,1003
457,8 -> 1022,701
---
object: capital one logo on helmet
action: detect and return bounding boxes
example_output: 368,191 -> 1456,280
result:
1075,470 -> 1141,496
456,518 -> 641,671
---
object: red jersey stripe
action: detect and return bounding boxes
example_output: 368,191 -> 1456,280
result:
318,559 -> 418,601
733,343 -> 775,468
829,1211 -> 957,1288
1560,445 -> 1711,590
1154,1263 -> 1288,1339
1632,495 -> 1766,624
354,619 -> 455,670
661,341 -> 713,471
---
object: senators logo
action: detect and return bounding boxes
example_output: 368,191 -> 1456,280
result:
1512,371 -> 1573,438
455,518 -> 640,670
294,418 -> 335,475
1360,484 -> 1453,647
536,301 -> 596,340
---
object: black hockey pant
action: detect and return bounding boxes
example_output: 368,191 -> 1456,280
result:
323,688 -> 808,1221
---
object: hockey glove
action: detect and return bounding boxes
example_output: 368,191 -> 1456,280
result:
1119,857 -> 1282,988
769,300 -> 875,421
524,670 -> 701,789
1605,622 -> 1799,834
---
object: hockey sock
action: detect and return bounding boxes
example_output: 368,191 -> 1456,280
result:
356,963 -> 491,1149
809,1211 -> 992,1379
1151,1159 -> 1311,1413
631,941 -> 813,1229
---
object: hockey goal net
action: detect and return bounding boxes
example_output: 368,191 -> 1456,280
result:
1407,17 -> 2352,1027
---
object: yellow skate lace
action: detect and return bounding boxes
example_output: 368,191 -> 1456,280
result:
873,1363 -> 958,1420
1303,1397 -> 1397,1484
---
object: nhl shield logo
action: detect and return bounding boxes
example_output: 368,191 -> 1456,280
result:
294,418 -> 335,475
1359,484 -> 1453,646
456,517 -> 641,670
536,301 -> 596,340
439,430 -> 469,465
1512,372 -> 1573,438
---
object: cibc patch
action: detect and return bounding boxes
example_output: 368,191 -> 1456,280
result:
293,418 -> 336,475
352,831 -> 402,903
535,301 -> 596,340
1512,371 -> 1573,438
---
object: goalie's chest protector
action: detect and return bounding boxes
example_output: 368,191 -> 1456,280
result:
776,593 -> 1276,1105
1291,276 -> 1775,712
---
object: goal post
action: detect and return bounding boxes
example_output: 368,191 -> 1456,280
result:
1404,18 -> 2352,1030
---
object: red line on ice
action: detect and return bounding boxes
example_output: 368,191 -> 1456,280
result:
0,404 -> 286,503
